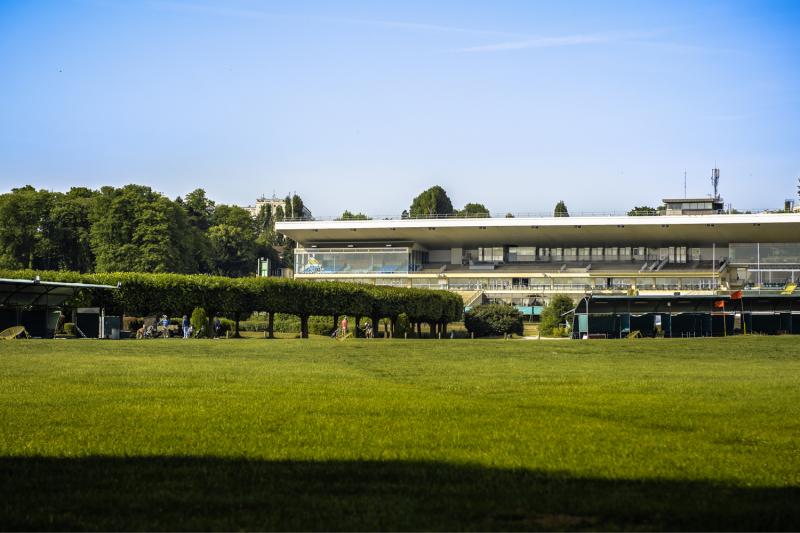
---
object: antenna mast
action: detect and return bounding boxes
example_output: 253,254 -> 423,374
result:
684,170 -> 687,198
711,168 -> 720,199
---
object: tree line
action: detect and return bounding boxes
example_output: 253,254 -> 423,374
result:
0,185 -> 304,276
1,268 -> 463,339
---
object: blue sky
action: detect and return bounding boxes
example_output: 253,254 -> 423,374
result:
1,0 -> 798,216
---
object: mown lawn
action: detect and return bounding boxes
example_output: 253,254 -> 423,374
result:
1,337 -> 799,531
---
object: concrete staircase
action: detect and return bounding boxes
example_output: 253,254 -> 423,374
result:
455,290 -> 484,308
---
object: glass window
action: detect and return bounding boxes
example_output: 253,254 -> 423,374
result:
295,247 -> 410,275
509,247 -> 536,262
477,247 -> 504,262
449,278 -> 486,290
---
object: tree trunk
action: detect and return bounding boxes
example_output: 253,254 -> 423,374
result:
390,317 -> 397,336
416,322 -> 421,337
354,316 -> 361,338
267,312 -> 274,339
233,312 -> 241,338
300,315 -> 309,339
333,314 -> 339,335
441,321 -> 448,336
429,322 -> 436,338
371,313 -> 379,338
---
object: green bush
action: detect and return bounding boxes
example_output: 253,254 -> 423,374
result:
273,313 -> 300,333
464,305 -> 524,338
395,313 -> 410,336
190,307 -> 208,338
309,316 -> 335,336
219,318 -> 234,336
63,323 -> 76,337
540,294 -> 575,336
239,320 -> 268,332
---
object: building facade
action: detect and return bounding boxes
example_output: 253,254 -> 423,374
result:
276,212 -> 800,313
244,196 -> 312,219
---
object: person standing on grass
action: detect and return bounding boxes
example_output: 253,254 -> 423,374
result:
214,316 -> 222,338
341,316 -> 348,337
182,315 -> 190,339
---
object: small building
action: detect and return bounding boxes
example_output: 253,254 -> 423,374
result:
244,195 -> 312,220
569,294 -> 800,338
662,197 -> 724,216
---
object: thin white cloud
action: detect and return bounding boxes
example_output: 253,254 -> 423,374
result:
149,0 -> 520,38
456,30 -> 667,53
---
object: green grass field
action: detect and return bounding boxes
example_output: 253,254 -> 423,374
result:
1,337 -> 799,531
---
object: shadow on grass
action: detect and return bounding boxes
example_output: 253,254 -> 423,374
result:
1,457 -> 797,531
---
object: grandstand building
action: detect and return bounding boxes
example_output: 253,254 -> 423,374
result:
275,208 -> 800,315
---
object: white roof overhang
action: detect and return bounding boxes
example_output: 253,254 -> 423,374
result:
277,214 -> 800,249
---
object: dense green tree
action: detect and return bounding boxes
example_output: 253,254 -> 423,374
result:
539,294 -> 575,336
458,203 -> 490,217
176,189 -> 214,273
44,188 -> 97,272
627,205 -> 658,216
0,186 -> 53,269
255,204 -> 275,240
208,224 -> 257,277
337,210 -> 371,220
181,189 -> 215,231
409,186 -> 454,217
90,185 -> 196,273
211,204 -> 253,230
283,194 -> 306,220
554,200 -> 569,218
207,204 -> 258,277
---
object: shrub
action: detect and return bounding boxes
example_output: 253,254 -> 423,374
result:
464,305 -> 523,338
239,320 -> 268,332
63,323 -> 76,337
190,307 -> 208,337
395,313 -> 410,336
309,316 -> 335,336
273,313 -> 300,333
218,318 -> 234,336
540,294 -> 575,336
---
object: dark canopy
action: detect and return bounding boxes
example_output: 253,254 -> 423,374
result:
0,278 -> 116,308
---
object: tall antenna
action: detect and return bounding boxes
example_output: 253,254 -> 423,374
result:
684,170 -> 687,198
711,168 -> 720,199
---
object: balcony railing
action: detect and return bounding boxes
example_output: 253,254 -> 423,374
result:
278,208 -> 798,222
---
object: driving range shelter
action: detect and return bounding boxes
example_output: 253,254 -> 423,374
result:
0,277 -> 117,338
570,294 -> 800,338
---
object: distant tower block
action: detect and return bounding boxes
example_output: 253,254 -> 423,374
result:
711,168 -> 720,199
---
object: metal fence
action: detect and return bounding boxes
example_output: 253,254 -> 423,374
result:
279,208 -> 796,222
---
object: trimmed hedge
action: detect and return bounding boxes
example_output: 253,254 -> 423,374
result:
0,269 -> 463,339
464,304 -> 524,338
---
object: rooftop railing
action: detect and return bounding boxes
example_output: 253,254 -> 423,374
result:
279,208 -> 799,222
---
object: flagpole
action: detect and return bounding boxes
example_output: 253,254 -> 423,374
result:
741,298 -> 746,335
723,301 -> 727,337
